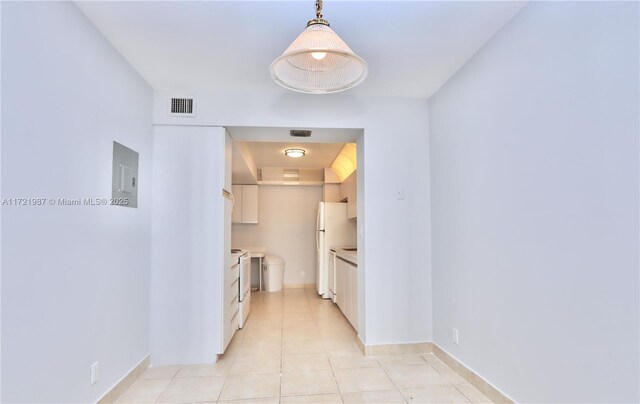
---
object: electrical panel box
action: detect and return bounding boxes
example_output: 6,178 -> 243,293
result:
112,141 -> 139,208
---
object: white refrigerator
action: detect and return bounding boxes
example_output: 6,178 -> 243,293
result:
316,202 -> 356,298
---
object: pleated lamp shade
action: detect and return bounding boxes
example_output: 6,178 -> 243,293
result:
270,20 -> 367,94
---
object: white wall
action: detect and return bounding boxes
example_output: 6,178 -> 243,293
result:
232,185 -> 324,286
429,2 -> 639,402
1,2 -> 153,402
150,126 -> 226,364
153,93 -> 432,346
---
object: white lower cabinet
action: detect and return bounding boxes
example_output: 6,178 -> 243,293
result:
348,264 -> 358,329
336,257 -> 346,312
335,256 -> 357,332
329,251 -> 337,302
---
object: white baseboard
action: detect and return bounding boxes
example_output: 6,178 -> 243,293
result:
432,344 -> 514,403
96,355 -> 150,403
283,283 -> 316,289
358,341 -> 433,356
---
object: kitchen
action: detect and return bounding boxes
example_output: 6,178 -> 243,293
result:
225,127 -> 362,351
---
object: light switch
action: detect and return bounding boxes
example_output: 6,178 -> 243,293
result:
396,187 -> 405,200
91,362 -> 99,384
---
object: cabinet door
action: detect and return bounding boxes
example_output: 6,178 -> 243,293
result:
349,265 -> 358,331
336,259 -> 346,311
339,171 -> 357,219
323,184 -> 340,203
347,192 -> 357,220
241,185 -> 259,224
339,181 -> 348,202
336,260 -> 343,311
345,264 -> 353,325
328,252 -> 336,298
345,172 -> 357,219
231,185 -> 242,223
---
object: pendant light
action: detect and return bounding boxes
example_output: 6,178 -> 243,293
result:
270,0 -> 368,94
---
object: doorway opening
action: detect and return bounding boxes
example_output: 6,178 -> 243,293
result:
224,125 -> 364,355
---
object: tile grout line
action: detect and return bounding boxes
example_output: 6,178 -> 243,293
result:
279,290 -> 285,403
151,364 -> 181,403
375,358 -> 412,404
309,288 -> 344,403
422,353 -> 482,402
377,353 -> 487,404
216,292 -> 254,403
451,384 -> 477,404
220,313 -> 250,402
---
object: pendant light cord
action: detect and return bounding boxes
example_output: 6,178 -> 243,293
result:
307,0 -> 329,27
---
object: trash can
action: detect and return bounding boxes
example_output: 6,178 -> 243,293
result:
263,256 -> 285,292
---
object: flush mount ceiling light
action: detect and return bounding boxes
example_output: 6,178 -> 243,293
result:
270,0 -> 368,94
284,148 -> 306,158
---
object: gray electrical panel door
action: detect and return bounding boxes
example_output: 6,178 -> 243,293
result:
112,141 -> 139,208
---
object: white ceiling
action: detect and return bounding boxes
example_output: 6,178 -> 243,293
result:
76,1 -> 526,99
246,142 -> 344,169
228,126 -> 359,183
226,126 -> 362,143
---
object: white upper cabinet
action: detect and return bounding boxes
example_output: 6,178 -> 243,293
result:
323,184 -> 340,203
232,184 -> 258,224
240,185 -> 258,224
339,171 -> 357,220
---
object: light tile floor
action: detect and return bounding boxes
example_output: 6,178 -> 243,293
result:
117,289 -> 492,403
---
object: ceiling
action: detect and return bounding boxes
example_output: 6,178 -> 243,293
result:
226,126 -> 362,143
76,1 -> 527,99
246,142 -> 344,169
228,126 -> 360,183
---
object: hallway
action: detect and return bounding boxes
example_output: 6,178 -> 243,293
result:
116,289 -> 491,403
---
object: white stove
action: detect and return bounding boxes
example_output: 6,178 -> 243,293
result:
231,249 -> 245,266
231,249 -> 251,328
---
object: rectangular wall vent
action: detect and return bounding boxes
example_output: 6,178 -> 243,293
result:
258,167 -> 323,185
169,97 -> 195,116
283,169 -> 300,181
290,130 -> 311,137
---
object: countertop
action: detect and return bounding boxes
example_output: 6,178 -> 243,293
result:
332,247 -> 357,266
235,247 -> 266,258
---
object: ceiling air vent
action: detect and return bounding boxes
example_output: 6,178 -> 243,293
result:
169,97 -> 195,117
290,130 -> 311,138
283,169 -> 300,182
